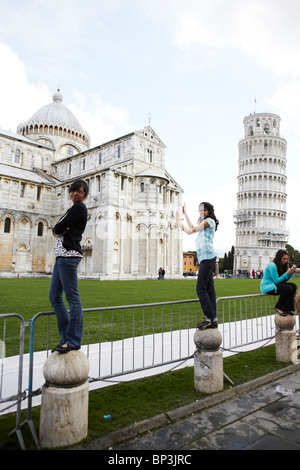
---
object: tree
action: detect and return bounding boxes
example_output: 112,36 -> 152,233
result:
286,244 -> 300,267
221,246 -> 234,272
223,253 -> 228,271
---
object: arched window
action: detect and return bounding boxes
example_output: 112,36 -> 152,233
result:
113,241 -> 119,265
37,222 -> 43,237
4,217 -> 11,233
140,182 -> 145,192
37,186 -> 41,201
15,149 -> 20,163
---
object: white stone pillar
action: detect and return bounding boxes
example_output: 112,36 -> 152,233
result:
194,329 -> 223,393
274,314 -> 298,364
39,350 -> 90,449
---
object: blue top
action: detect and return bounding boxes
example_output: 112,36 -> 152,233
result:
195,217 -> 217,264
260,261 -> 293,293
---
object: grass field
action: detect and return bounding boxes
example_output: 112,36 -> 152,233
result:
0,277 -> 266,317
1,277 -> 300,356
0,344 -> 293,450
0,277 -> 298,450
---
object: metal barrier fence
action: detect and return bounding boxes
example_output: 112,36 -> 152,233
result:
1,293 -> 299,449
0,313 -> 28,449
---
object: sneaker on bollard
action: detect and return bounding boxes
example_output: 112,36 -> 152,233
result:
196,320 -> 218,330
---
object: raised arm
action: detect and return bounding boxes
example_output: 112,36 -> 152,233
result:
176,209 -> 209,235
182,204 -> 194,229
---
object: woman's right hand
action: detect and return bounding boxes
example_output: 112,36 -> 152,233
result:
287,266 -> 297,274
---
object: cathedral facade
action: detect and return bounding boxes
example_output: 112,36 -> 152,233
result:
0,90 -> 183,278
234,112 -> 288,273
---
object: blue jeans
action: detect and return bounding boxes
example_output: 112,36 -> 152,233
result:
196,257 -> 217,321
49,257 -> 83,349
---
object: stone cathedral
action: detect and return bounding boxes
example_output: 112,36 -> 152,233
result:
0,90 -> 183,278
234,112 -> 288,273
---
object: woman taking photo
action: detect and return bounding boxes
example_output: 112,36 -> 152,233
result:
50,179 -> 89,353
176,202 -> 219,330
260,249 -> 297,316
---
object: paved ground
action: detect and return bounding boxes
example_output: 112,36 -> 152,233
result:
77,363 -> 300,451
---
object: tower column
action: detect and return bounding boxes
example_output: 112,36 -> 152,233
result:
234,113 -> 288,273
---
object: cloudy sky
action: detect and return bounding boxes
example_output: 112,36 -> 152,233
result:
1,0 -> 300,257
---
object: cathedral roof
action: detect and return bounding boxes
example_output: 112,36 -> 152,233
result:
136,167 -> 169,182
0,128 -> 53,149
17,90 -> 90,145
0,163 -> 55,185
28,90 -> 83,130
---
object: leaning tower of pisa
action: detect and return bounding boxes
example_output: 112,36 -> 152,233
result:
234,112 -> 288,274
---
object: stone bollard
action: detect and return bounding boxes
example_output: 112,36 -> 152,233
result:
274,314 -> 298,364
194,329 -> 223,393
39,350 -> 90,449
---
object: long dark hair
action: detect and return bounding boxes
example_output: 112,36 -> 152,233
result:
69,179 -> 89,196
273,249 -> 289,275
198,202 -> 219,231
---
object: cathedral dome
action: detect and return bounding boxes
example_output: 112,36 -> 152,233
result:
17,89 -> 90,148
29,90 -> 83,131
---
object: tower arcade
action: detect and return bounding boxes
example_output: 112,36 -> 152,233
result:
234,112 -> 288,273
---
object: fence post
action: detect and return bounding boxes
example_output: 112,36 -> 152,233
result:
194,329 -> 223,393
274,314 -> 298,364
39,350 -> 90,449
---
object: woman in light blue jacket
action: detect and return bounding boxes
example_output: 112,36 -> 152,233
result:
260,249 -> 297,316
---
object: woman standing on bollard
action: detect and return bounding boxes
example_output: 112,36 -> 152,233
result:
176,202 -> 219,330
50,179 -> 89,353
260,249 -> 297,316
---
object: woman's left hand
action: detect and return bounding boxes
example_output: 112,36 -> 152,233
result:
53,227 -> 69,237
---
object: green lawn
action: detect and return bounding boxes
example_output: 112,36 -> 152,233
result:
0,277 -> 266,318
0,344 -> 293,450
1,277 -> 299,356
0,277 -> 298,450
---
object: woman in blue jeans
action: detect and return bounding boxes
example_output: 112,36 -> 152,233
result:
49,180 -> 89,353
176,202 -> 219,330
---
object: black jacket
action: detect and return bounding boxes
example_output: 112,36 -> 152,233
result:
53,203 -> 87,254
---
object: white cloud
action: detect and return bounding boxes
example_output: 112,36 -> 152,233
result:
269,80 -> 300,132
0,43 -> 51,131
170,0 -> 300,76
68,92 -> 133,147
0,42 -> 133,145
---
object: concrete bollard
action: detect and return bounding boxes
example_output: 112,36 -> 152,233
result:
194,329 -> 223,394
274,314 -> 298,364
39,350 -> 90,449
